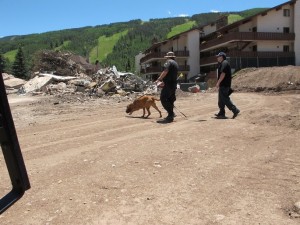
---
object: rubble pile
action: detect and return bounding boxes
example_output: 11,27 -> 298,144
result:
3,66 -> 159,102
2,50 -> 201,102
2,73 -> 27,94
32,50 -> 95,76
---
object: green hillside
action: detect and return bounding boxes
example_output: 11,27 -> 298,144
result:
4,49 -> 17,62
167,20 -> 197,38
89,30 -> 128,64
228,14 -> 244,24
238,8 -> 268,18
0,8 -> 267,75
55,40 -> 71,51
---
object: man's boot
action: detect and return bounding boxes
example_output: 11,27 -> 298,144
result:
232,108 -> 240,119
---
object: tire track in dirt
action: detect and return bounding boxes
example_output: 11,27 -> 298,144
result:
171,93 -> 265,124
3,93 -> 300,225
19,93 -> 265,159
16,93 -> 265,181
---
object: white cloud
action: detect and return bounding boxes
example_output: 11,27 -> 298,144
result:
178,14 -> 189,17
168,10 -> 172,15
211,10 -> 220,13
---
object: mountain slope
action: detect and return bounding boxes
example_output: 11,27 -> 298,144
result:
0,8 -> 267,74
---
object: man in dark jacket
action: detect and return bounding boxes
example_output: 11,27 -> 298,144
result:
155,51 -> 178,123
215,52 -> 240,119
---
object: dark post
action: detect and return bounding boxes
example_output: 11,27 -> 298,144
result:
0,72 -> 30,214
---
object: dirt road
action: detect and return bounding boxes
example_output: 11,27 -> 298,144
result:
1,92 -> 300,225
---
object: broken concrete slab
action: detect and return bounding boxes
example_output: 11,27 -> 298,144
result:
19,76 -> 53,94
2,73 -> 14,80
69,79 -> 91,87
39,73 -> 76,82
100,79 -> 116,92
4,77 -> 26,89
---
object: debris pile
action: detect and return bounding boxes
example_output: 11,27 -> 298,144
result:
2,73 -> 27,94
32,50 -> 95,76
19,68 -> 156,98
0,50 -> 162,99
2,50 -> 204,100
2,67 -> 158,101
188,84 -> 200,93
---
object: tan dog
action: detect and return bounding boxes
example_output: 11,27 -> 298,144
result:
126,95 -> 162,118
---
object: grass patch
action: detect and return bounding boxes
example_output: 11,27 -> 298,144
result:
4,49 -> 17,62
167,20 -> 196,38
228,14 -> 244,24
89,30 -> 128,63
55,40 -> 71,51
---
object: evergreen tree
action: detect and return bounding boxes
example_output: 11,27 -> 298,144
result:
12,47 -> 27,79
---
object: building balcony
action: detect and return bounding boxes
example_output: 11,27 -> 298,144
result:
140,65 -> 190,74
178,65 -> 190,72
200,51 -> 295,66
200,32 -> 295,51
140,50 -> 190,64
140,66 -> 162,73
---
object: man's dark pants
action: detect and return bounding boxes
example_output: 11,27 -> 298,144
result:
160,85 -> 176,118
218,86 -> 238,115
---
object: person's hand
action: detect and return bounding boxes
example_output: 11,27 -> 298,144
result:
216,82 -> 220,89
156,80 -> 164,87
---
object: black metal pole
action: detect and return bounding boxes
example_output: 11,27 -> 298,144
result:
0,72 -> 30,214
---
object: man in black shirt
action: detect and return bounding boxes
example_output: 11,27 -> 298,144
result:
155,51 -> 178,123
215,52 -> 240,119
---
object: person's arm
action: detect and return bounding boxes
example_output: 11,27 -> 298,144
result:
216,72 -> 225,89
155,69 -> 168,83
155,60 -> 171,83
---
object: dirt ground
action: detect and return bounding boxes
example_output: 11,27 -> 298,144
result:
1,67 -> 300,225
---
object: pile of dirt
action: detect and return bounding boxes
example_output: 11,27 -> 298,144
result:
32,50 -> 95,76
232,66 -> 300,93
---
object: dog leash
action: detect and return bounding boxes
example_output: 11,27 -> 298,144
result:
174,105 -> 187,118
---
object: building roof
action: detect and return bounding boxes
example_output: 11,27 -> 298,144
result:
200,0 -> 297,40
143,28 -> 200,54
215,0 -> 297,34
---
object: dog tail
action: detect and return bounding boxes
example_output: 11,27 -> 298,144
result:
152,97 -> 160,101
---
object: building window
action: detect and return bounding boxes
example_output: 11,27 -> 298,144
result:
283,9 -> 290,17
283,45 -> 290,52
252,45 -> 257,52
283,27 -> 290,33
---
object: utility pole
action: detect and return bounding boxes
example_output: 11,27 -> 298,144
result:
97,44 -> 98,58
97,39 -> 100,59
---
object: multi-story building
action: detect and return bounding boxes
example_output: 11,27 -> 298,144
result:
139,28 -> 200,82
138,0 -> 300,85
200,0 -> 300,83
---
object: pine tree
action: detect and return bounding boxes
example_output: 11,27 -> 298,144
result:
12,46 -> 27,79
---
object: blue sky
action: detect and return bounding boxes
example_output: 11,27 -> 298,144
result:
0,0 -> 288,37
